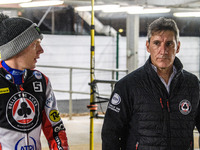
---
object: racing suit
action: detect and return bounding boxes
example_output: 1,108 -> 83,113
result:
0,61 -> 69,150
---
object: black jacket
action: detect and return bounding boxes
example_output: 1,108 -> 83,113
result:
102,57 -> 200,150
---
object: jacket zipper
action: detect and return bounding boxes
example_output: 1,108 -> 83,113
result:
166,99 -> 171,150
188,141 -> 192,150
136,141 -> 139,150
160,98 -> 164,109
16,84 -> 30,149
160,98 -> 171,149
167,101 -> 170,112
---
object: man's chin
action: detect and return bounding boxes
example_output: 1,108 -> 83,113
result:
157,64 -> 172,70
28,65 -> 36,70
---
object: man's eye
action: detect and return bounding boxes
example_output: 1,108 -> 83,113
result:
153,41 -> 160,45
166,42 -> 173,47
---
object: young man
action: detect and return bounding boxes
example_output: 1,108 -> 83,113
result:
102,17 -> 200,150
0,13 -> 69,149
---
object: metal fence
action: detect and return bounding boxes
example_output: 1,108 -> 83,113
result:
37,65 -> 128,119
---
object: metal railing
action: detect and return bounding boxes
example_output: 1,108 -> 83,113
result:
37,65 -> 128,119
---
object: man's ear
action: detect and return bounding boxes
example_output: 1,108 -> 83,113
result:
176,41 -> 180,54
146,40 -> 150,53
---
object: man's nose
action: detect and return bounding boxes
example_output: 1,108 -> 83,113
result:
159,43 -> 168,54
37,44 -> 44,54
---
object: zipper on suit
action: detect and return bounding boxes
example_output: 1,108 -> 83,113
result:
16,84 -> 30,149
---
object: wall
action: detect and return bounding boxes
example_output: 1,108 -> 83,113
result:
37,34 -> 127,101
37,35 -> 200,102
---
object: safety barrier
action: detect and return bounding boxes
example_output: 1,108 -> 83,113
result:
37,65 -> 128,120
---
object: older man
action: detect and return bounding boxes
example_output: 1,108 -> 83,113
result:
102,17 -> 200,150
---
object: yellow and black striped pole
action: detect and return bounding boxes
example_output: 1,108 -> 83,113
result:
90,0 -> 95,149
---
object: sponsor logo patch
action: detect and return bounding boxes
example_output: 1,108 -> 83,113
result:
179,99 -> 192,115
35,26 -> 41,34
55,136 -> 62,149
0,87 -> 10,94
33,71 -> 42,80
12,70 -> 24,75
108,93 -> 121,113
111,93 -> 121,105
5,74 -> 12,80
54,122 -> 65,133
15,136 -> 36,150
49,110 -> 61,122
6,92 -> 39,131
45,93 -> 54,108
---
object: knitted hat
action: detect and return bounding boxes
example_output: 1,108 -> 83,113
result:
0,13 -> 43,60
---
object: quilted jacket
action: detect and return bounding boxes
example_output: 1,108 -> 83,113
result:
102,57 -> 200,150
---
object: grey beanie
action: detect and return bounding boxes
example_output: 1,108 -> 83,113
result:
0,13 -> 43,60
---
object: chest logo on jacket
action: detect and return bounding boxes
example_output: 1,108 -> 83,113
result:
179,100 -> 192,115
6,92 -> 39,131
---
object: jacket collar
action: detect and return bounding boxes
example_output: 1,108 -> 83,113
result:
0,61 -> 29,84
145,56 -> 183,75
144,56 -> 184,97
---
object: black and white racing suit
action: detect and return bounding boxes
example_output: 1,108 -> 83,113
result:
0,62 -> 69,150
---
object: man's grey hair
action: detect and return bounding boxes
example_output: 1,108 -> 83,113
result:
147,17 -> 180,43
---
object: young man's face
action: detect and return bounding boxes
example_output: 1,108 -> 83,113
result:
146,30 -> 180,70
16,39 -> 44,70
